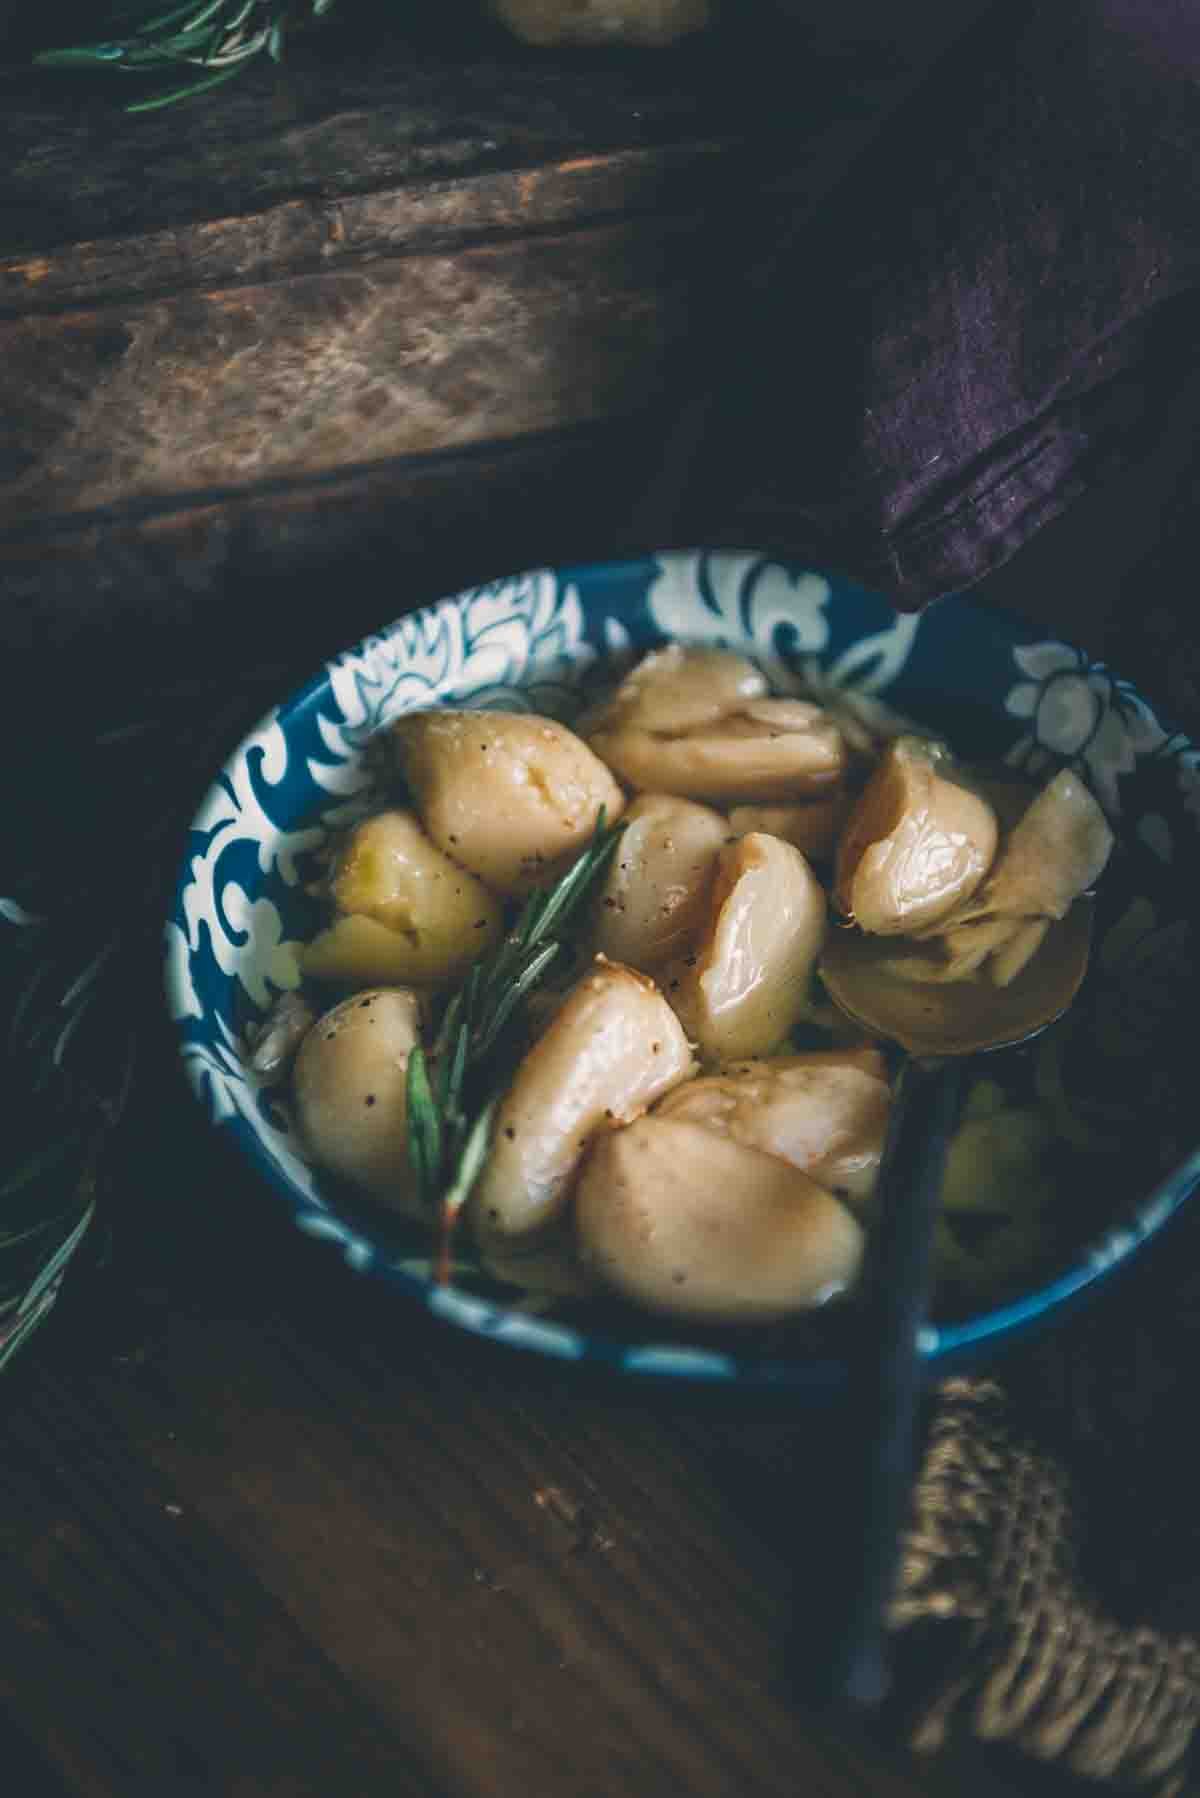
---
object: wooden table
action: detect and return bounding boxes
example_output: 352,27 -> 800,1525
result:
9,9 -> 1185,1797
0,992 -> 1035,1798
0,3 -> 993,730
11,885 -> 1200,1798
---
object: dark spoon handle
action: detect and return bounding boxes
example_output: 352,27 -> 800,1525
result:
825,1052 -> 966,1708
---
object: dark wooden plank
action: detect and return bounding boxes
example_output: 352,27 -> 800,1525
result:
0,8 -> 994,606
0,48 -> 726,261
0,417 -> 666,746
0,942 -> 1031,1798
0,1056 -> 1021,1798
0,217 -> 704,528
0,140 -> 740,320
0,11 -> 981,276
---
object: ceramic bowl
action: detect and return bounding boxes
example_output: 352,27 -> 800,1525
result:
166,551 -> 1200,1388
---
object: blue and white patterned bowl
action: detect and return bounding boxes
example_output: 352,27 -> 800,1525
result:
166,551 -> 1200,1388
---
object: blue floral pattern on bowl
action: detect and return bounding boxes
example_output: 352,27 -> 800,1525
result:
165,551 -> 1200,1387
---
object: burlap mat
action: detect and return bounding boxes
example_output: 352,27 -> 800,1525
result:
895,1379 -> 1200,1795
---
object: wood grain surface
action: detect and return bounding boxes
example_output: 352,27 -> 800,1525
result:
4,352 -> 1197,1798
0,220 -> 705,523
6,932 -> 1194,1798
2,12 -> 1101,1798
0,995 -> 1041,1798
0,5 -> 991,647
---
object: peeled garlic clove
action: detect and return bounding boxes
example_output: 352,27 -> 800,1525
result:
299,914 -> 451,989
947,769 -> 1114,927
323,808 -> 503,983
575,1116 -> 863,1323
878,916 -> 1019,985
834,735 -> 998,935
664,833 -> 826,1063
248,990 -> 316,1081
471,959 -> 694,1257
292,988 -> 425,1215
905,771 -> 1113,985
588,698 -> 846,803
653,1049 -> 890,1202
727,793 -> 852,863
587,793 -> 729,972
582,643 -> 767,736
894,914 -> 1048,989
386,710 -> 624,897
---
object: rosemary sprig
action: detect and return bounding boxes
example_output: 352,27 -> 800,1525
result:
33,0 -> 334,111
405,811 -> 625,1281
0,663 -> 294,1371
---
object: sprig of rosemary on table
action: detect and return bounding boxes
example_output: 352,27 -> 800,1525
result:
1,667 -> 293,1371
405,810 -> 624,1282
33,0 -> 334,112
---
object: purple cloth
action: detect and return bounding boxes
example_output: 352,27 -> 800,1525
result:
690,1 -> 1200,608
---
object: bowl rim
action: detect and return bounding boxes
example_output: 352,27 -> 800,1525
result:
165,549 -> 1200,1387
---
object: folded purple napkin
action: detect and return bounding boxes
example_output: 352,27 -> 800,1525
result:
682,1 -> 1200,611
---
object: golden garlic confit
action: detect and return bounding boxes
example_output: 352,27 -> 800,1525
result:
834,736 -> 998,935
576,1117 -> 864,1323
386,710 -> 624,897
471,959 -> 694,1261
664,832 -> 827,1062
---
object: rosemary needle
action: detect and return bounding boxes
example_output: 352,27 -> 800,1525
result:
33,0 -> 332,111
406,810 -> 624,1278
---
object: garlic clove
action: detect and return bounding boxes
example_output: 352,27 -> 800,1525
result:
588,698 -> 846,803
581,643 -> 767,737
653,1049 -> 890,1202
575,1116 -> 863,1323
664,833 -> 826,1063
291,988 -> 425,1215
586,792 -> 729,972
834,736 -> 998,935
386,710 -> 624,897
470,959 -> 694,1254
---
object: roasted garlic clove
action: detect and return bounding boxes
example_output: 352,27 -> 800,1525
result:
582,643 -> 767,736
248,990 -> 316,1082
901,771 -> 1114,986
876,915 -> 1018,985
385,709 -> 624,897
834,736 -> 998,935
291,987 -> 425,1215
586,793 -> 729,973
316,808 -> 504,984
587,696 -> 847,803
664,833 -> 826,1063
942,769 -> 1113,928
575,1116 -> 863,1323
470,959 -> 694,1260
726,793 -> 853,863
653,1049 -> 890,1202
302,915 -> 453,989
